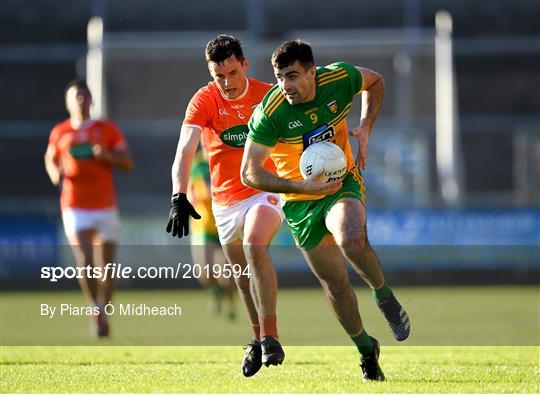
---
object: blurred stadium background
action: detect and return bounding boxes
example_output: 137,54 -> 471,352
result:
0,0 -> 538,294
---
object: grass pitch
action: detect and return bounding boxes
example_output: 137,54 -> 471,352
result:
1,286 -> 539,393
2,345 -> 538,393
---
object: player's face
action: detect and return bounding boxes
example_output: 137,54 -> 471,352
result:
208,55 -> 249,100
65,86 -> 92,117
274,61 -> 316,105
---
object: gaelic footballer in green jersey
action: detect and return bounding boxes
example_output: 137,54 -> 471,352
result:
241,39 -> 410,382
248,61 -> 362,202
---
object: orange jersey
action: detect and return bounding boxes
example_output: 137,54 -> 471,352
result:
48,119 -> 126,210
183,78 -> 274,206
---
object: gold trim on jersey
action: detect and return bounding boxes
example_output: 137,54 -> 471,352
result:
265,89 -> 282,107
351,166 -> 364,184
264,90 -> 286,117
317,69 -> 347,84
350,167 -> 366,204
316,68 -> 347,83
319,73 -> 348,87
278,136 -> 303,144
328,103 -> 352,127
266,95 -> 285,117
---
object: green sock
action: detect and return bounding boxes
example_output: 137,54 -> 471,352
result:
351,329 -> 373,357
372,283 -> 393,302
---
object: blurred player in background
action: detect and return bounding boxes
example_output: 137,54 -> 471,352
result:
242,40 -> 410,381
44,79 -> 134,338
166,35 -> 284,376
188,145 -> 236,320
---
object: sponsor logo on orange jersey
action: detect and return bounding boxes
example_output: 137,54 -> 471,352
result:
220,125 -> 249,148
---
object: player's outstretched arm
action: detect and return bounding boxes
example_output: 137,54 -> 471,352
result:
241,140 -> 341,195
166,125 -> 202,238
349,67 -> 385,170
171,125 -> 202,194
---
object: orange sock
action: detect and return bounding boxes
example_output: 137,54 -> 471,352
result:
260,314 -> 278,339
251,324 -> 261,340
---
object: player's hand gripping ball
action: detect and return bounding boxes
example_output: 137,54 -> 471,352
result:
299,141 -> 347,183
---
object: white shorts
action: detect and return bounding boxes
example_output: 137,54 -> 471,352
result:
212,192 -> 284,245
62,207 -> 120,242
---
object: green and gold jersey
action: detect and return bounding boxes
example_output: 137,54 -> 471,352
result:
248,61 -> 363,201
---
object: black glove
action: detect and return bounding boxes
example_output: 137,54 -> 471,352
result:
166,193 -> 201,238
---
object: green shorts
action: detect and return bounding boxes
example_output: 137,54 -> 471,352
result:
282,168 -> 365,250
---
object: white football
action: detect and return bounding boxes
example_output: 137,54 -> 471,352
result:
299,141 -> 347,183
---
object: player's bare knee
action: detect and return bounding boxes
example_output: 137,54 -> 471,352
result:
338,233 -> 367,253
244,228 -> 273,247
243,243 -> 269,264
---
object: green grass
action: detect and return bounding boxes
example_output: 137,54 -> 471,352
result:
1,286 -> 539,392
1,287 -> 538,346
1,345 -> 539,393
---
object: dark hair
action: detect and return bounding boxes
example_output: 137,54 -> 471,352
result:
271,39 -> 314,70
205,34 -> 245,64
65,79 -> 90,96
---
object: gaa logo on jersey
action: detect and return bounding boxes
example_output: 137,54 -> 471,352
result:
302,123 -> 335,149
220,125 -> 249,148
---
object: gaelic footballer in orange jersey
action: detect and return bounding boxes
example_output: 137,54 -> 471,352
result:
168,35 -> 285,376
183,78 -> 275,206
44,79 -> 134,340
48,119 -> 126,210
